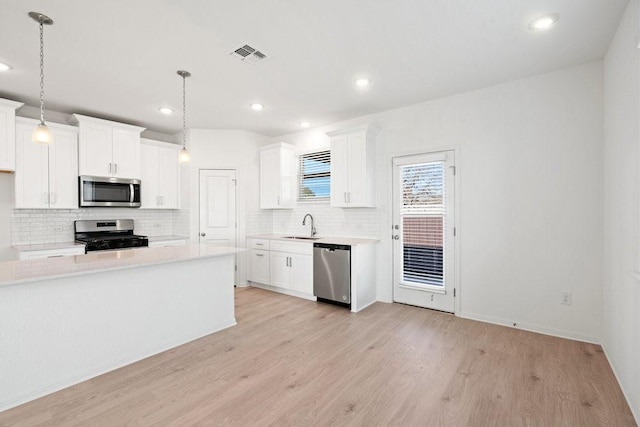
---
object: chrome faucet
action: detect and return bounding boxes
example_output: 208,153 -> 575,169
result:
302,214 -> 317,237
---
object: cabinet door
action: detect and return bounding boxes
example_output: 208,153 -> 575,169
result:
330,134 -> 349,207
278,148 -> 294,208
347,131 -> 367,206
289,254 -> 313,294
158,146 -> 179,209
260,148 -> 281,208
78,123 -> 112,176
249,249 -> 270,284
270,252 -> 290,288
49,129 -> 78,209
140,144 -> 159,208
14,123 -> 49,208
112,128 -> 141,179
0,104 -> 17,171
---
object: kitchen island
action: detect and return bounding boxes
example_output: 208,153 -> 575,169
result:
0,244 -> 241,412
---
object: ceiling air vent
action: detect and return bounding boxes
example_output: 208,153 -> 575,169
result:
229,43 -> 268,64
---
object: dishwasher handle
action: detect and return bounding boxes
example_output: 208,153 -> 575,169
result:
313,243 -> 351,251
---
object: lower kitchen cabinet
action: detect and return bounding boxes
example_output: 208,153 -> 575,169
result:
247,238 -> 314,299
248,249 -> 270,284
16,246 -> 85,260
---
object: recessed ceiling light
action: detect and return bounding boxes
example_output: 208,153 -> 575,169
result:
300,121 -> 310,128
158,107 -> 174,115
355,77 -> 371,88
251,103 -> 264,111
0,62 -> 11,72
528,13 -> 559,31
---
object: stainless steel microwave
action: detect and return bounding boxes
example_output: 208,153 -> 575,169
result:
79,176 -> 141,208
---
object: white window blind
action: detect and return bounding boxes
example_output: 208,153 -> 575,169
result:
401,161 -> 445,287
298,150 -> 330,201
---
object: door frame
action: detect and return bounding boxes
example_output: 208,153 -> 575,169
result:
388,146 -> 461,315
198,168 -> 238,284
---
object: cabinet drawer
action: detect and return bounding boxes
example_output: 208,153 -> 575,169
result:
270,240 -> 313,256
250,239 -> 270,250
19,246 -> 85,260
148,239 -> 187,248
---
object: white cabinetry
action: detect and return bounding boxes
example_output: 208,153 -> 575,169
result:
328,126 -> 379,207
247,238 -> 314,299
0,98 -> 23,171
17,246 -> 85,260
268,240 -> 313,296
260,142 -> 295,209
14,118 -> 78,209
71,114 -> 144,179
247,239 -> 270,284
148,239 -> 187,248
140,139 -> 180,209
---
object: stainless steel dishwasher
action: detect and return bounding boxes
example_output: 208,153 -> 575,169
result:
313,243 -> 351,307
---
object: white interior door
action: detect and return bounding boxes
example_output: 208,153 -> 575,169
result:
199,169 -> 237,247
392,151 -> 456,313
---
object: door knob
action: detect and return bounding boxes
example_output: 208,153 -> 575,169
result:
393,235 -> 400,240
200,232 -> 206,237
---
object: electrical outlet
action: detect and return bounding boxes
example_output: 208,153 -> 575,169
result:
561,292 -> 572,305
52,226 -> 63,232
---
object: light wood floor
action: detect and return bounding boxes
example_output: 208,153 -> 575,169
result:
0,287 -> 635,426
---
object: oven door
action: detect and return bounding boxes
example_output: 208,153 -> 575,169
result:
79,176 -> 141,208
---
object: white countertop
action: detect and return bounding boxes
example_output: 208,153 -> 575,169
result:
248,234 -> 379,246
13,242 -> 86,252
0,244 -> 242,287
147,235 -> 189,242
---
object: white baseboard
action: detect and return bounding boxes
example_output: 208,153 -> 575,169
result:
601,343 -> 639,424
250,283 -> 317,301
457,311 -> 600,345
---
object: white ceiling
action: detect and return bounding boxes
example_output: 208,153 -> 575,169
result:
0,0 -> 629,137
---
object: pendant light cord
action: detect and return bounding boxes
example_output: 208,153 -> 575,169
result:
182,74 -> 187,149
38,20 -> 45,124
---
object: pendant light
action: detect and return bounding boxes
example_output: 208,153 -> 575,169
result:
29,12 -> 54,144
177,70 -> 191,163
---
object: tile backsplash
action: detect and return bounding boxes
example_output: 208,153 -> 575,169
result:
272,203 -> 381,238
11,209 -> 175,245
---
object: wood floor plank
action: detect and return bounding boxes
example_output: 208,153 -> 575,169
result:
0,287 -> 635,426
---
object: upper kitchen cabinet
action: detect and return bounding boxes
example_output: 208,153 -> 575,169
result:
70,114 -> 145,179
140,139 -> 180,209
328,126 -> 379,207
260,142 -> 295,209
14,117 -> 78,209
0,98 -> 24,171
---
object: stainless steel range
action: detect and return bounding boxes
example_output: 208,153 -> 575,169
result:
75,219 -> 148,253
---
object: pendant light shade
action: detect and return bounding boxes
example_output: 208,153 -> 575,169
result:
29,12 -> 53,144
177,70 -> 191,163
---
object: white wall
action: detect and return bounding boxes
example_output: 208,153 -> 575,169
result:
183,129 -> 272,285
603,0 -> 640,420
0,174 -> 13,261
274,61 -> 604,343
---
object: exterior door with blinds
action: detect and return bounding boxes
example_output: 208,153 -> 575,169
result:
392,151 -> 456,313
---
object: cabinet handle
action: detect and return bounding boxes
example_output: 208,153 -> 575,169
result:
109,163 -> 112,174
289,257 -> 293,268
47,255 -> 64,258
256,243 -> 264,246
114,163 -> 118,174
256,254 -> 264,257
156,195 -> 160,206
344,192 -> 347,203
286,257 -> 289,267
160,195 -> 163,205
277,196 -> 280,206
348,192 -> 351,203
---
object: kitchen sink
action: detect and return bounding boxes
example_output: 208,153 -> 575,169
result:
282,236 -> 322,240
